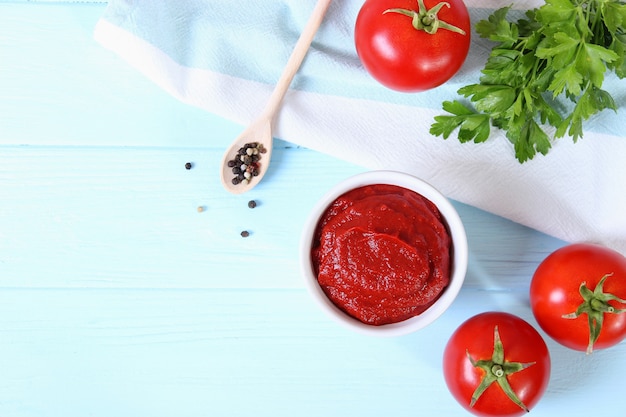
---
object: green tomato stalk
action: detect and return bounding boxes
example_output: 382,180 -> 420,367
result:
384,0 -> 466,35
562,273 -> 626,354
467,326 -> 535,412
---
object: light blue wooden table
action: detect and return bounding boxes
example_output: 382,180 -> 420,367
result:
1,1 -> 624,416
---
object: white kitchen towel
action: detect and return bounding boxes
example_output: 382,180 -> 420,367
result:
94,0 -> 626,255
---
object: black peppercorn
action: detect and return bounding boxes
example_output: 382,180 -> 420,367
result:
227,141 -> 266,185
248,200 -> 257,209
185,162 -> 193,170
240,230 -> 250,238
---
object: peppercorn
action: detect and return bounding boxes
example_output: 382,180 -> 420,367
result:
240,230 -> 250,238
185,162 -> 193,170
226,141 -> 266,185
248,200 -> 257,209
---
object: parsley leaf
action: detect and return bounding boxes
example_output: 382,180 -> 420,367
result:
431,0 -> 626,162
430,101 -> 491,143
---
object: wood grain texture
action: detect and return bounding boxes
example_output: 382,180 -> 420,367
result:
0,289 -> 622,417
0,144 -> 565,290
1,2 -> 625,417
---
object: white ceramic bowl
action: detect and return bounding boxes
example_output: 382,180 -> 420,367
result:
300,171 -> 468,337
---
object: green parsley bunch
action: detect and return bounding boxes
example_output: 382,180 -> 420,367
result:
430,0 -> 626,162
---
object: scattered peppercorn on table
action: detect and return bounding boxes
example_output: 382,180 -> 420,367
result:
1,2 -> 624,417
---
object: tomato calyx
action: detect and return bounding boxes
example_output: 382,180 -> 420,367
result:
562,273 -> 626,354
466,326 -> 536,412
383,0 -> 467,35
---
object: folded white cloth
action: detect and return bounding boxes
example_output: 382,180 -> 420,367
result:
94,0 -> 626,255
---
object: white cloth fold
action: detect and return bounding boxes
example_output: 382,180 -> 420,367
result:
94,0 -> 626,255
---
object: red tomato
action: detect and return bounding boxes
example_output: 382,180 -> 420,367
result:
443,312 -> 551,417
530,243 -> 626,354
354,0 -> 471,92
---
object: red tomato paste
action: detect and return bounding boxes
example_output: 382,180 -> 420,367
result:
311,184 -> 451,325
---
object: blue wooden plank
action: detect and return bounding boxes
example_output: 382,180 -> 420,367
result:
0,145 -> 564,290
0,288 -> 623,417
0,2 -> 239,149
0,0 -> 106,4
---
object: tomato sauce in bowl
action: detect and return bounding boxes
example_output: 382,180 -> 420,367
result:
300,171 -> 467,336
312,184 -> 451,325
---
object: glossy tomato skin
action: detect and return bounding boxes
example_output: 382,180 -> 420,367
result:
530,243 -> 626,352
355,0 -> 471,92
443,312 -> 551,417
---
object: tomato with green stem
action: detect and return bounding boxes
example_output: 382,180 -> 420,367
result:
354,0 -> 471,92
530,243 -> 626,354
443,312 -> 551,417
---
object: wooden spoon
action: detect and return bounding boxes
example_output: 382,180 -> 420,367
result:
220,0 -> 333,194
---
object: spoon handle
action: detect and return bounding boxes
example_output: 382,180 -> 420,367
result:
262,0 -> 333,119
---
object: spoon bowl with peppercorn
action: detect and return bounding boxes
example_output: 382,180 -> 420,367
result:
219,0 -> 333,194
220,118 -> 272,194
